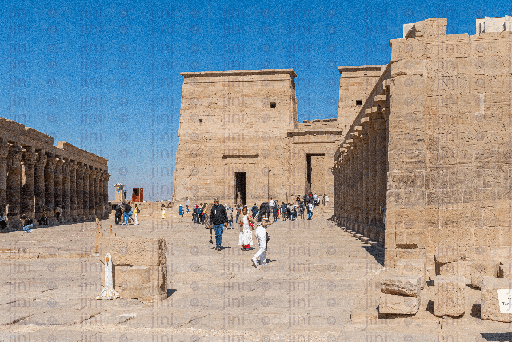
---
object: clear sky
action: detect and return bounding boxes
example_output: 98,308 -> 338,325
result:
1,0 -> 508,201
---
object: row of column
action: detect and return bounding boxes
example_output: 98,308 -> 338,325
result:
334,102 -> 388,244
0,141 -> 110,227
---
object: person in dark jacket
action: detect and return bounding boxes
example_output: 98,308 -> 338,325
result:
210,198 -> 228,251
115,204 -> 123,225
251,204 -> 258,217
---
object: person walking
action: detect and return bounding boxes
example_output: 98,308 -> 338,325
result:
115,204 -> 122,225
210,198 -> 228,251
226,205 -> 233,228
123,202 -> 132,225
238,207 -> 256,250
307,201 -> 314,220
299,202 -> 305,219
161,205 -> 166,219
179,204 -> 184,217
133,204 -> 140,225
251,203 -> 258,218
313,193 -> 318,206
236,205 -> 241,224
272,204 -> 278,222
252,212 -> 273,268
281,202 -> 287,221
186,197 -> 190,213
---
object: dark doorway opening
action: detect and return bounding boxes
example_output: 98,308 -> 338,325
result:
235,172 -> 246,206
306,153 -> 325,196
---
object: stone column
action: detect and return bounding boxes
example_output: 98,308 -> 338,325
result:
44,153 -> 56,220
367,115 -> 377,234
94,169 -> 100,218
6,144 -> 23,224
54,158 -> 63,213
103,171 -> 110,219
90,167 -> 97,218
375,113 -> 387,228
0,139 -> 10,216
34,151 -> 47,221
76,163 -> 84,219
62,159 -> 70,221
355,134 -> 364,233
347,146 -> 355,229
69,161 -> 77,221
83,165 -> 90,220
21,147 -> 37,219
361,124 -> 370,236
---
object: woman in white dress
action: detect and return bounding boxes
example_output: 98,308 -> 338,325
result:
238,207 -> 256,251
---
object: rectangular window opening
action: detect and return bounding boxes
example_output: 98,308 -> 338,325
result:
199,119 -> 203,123
270,102 -> 276,108
356,100 -> 362,106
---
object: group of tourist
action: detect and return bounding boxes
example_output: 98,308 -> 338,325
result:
114,201 -> 140,225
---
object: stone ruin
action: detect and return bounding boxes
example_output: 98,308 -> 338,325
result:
172,15 -> 512,321
172,69 -> 340,208
99,237 -> 167,302
0,118 -> 109,228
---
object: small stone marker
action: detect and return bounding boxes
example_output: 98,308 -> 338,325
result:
94,218 -> 103,254
97,253 -> 119,300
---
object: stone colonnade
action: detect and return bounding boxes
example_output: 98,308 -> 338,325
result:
0,119 -> 109,228
335,89 -> 389,244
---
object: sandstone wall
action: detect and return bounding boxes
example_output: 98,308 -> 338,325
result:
173,69 -> 340,207
387,18 -> 512,273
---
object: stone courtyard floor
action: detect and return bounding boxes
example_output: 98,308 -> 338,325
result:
0,212 -> 511,341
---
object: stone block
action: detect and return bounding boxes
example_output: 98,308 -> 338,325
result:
99,237 -> 167,266
470,259 -> 498,288
111,265 -> 167,302
481,276 -> 512,322
434,275 -> 465,317
381,275 -> 422,297
396,259 -> 426,288
437,260 -> 467,277
379,293 -> 420,315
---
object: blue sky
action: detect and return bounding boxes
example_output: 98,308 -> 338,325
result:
1,0 -> 509,200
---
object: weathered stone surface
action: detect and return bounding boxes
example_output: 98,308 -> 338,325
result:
396,259 -> 426,288
381,275 -> 422,297
111,265 -> 167,302
481,276 -> 512,322
470,260 -> 498,288
434,275 -> 465,317
379,292 -> 420,315
99,237 -> 167,266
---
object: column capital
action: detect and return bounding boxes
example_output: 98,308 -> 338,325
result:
21,148 -> 37,165
7,145 -> 22,162
0,140 -> 9,159
36,151 -> 47,166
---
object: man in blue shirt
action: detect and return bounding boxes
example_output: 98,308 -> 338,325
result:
251,204 -> 258,218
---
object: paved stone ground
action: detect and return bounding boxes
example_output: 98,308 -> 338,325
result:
0,212 -> 511,341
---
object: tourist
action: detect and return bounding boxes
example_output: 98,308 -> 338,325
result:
0,212 -> 6,230
197,205 -> 203,224
115,204 -> 122,225
54,206 -> 63,223
299,202 -> 305,219
252,211 -> 273,268
238,207 -> 256,251
133,204 -> 140,225
161,205 -> 166,219
325,194 -> 329,206
20,214 -> 33,233
269,198 -> 275,209
40,209 -> 49,226
313,193 -> 318,206
226,204 -> 233,228
307,201 -> 314,220
186,197 -> 190,213
123,202 -> 132,225
296,195 -> 300,205
272,204 -> 278,222
251,203 -> 258,218
281,202 -> 287,221
236,204 -> 241,223
292,204 -> 297,220
210,198 -> 228,251
179,204 -> 183,217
